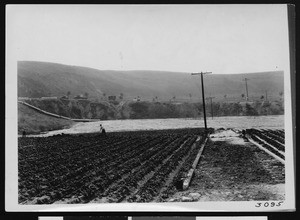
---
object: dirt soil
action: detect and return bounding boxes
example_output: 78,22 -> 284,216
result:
167,128 -> 285,202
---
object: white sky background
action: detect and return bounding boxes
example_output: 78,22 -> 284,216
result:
7,4 -> 289,73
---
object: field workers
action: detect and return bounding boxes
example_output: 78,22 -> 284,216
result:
18,127 -> 285,204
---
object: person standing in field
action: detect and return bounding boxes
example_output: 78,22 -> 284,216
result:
100,124 -> 107,137
102,127 -> 107,137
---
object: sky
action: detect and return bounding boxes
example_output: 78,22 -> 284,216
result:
6,4 -> 290,74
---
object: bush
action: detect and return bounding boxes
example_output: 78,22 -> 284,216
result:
244,103 -> 258,116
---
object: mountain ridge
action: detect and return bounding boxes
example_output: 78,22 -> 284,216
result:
18,61 -> 284,101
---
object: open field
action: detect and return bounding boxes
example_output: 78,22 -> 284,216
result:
29,115 -> 284,137
18,127 -> 285,204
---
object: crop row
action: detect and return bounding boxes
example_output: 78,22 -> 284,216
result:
127,135 -> 199,202
157,135 -> 206,201
19,136 -> 154,186
100,127 -> 210,137
18,128 -> 209,204
19,135 -> 168,203
99,134 -> 192,202
19,135 -> 136,163
63,134 -> 184,202
246,129 -> 285,153
246,129 -> 284,160
260,129 -> 285,145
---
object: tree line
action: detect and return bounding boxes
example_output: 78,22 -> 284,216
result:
129,100 -> 284,119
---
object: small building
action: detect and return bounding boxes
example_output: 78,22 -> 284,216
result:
41,96 -> 58,100
74,95 -> 87,100
133,97 -> 141,102
108,95 -> 117,101
60,95 -> 69,99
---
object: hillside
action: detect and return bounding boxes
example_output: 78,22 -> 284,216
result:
18,61 -> 284,101
23,98 -> 119,120
18,103 -> 74,134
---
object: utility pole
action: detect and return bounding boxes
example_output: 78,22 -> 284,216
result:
206,96 -> 215,119
243,78 -> 250,101
191,72 -> 212,131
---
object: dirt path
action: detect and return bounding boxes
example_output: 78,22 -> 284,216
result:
167,128 -> 285,202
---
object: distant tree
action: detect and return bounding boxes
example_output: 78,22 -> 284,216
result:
173,96 -> 176,101
224,94 -> 227,99
245,103 -> 258,116
102,92 -> 106,100
129,102 -> 148,118
260,95 -> 264,100
279,91 -> 284,100
261,101 -> 271,115
220,102 -> 231,116
212,102 -> 221,116
262,101 -> 271,108
119,93 -> 124,100
67,91 -> 71,98
84,92 -> 89,98
189,93 -> 192,100
231,102 -> 242,115
241,94 -> 245,99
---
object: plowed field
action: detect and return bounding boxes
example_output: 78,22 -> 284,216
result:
18,128 -> 285,204
18,128 -> 211,204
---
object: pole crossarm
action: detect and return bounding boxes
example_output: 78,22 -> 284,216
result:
191,72 -> 212,75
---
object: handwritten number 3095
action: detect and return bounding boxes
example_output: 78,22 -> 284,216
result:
255,201 -> 283,207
